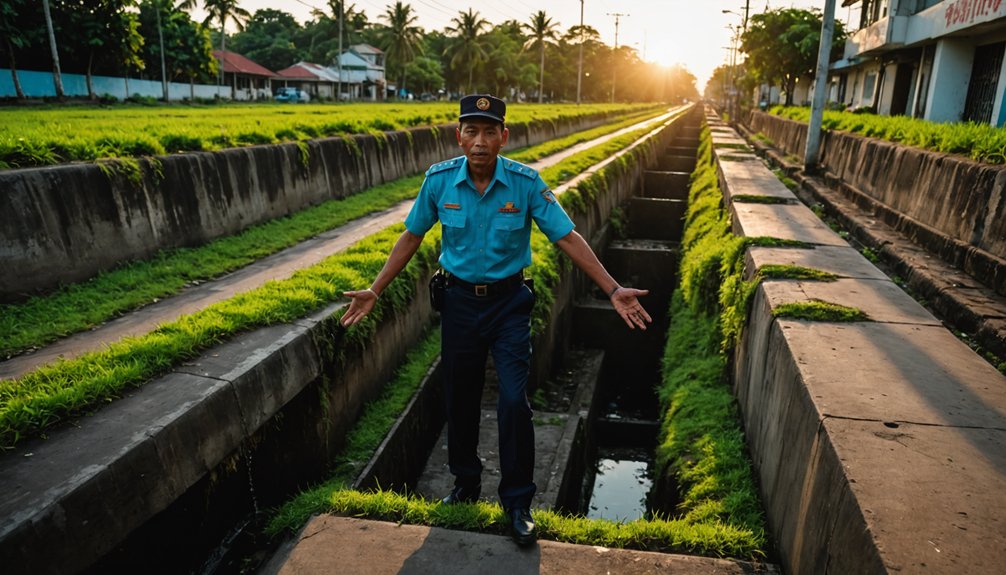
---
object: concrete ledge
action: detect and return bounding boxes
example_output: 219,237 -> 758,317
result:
262,516 -> 779,575
642,171 -> 690,200
715,122 -> 1006,575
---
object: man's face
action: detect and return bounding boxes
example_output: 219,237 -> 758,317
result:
456,119 -> 509,170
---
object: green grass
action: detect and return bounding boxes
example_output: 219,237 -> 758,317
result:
0,225 -> 440,448
772,301 -> 868,322
267,489 -> 764,559
0,107 -> 666,448
758,264 -> 837,282
655,128 -> 767,552
1,108 -> 673,358
0,102 -> 658,170
770,105 -> 1006,164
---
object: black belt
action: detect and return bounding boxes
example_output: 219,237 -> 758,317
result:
446,271 -> 525,297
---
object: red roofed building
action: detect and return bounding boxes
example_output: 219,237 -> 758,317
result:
213,50 -> 275,100
275,62 -> 341,100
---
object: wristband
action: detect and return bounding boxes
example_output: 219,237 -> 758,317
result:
608,285 -> 620,298
366,288 -> 379,297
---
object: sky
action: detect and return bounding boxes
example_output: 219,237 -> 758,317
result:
196,0 -> 859,92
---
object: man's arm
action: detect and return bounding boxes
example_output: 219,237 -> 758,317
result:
340,229 -> 425,327
554,230 -> 652,330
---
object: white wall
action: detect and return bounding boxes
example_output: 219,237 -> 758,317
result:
1,68 -> 258,101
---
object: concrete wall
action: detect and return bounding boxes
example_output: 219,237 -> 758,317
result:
745,110 -> 1006,295
0,68 -> 232,100
0,111 -> 623,302
712,111 -> 1006,575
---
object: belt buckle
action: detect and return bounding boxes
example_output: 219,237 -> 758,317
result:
475,284 -> 488,297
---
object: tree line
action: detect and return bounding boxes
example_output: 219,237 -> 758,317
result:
704,7 -> 848,108
0,0 -> 699,104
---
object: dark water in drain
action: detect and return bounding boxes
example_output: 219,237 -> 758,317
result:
586,444 -> 654,521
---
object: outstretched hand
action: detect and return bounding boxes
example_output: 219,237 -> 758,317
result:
611,287 -> 652,330
340,289 -> 378,327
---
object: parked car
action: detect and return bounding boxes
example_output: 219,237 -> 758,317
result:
274,87 -> 310,103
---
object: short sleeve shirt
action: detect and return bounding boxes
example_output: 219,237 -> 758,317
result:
404,155 -> 575,284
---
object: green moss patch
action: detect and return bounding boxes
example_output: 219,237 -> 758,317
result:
772,301 -> 868,322
732,194 -> 792,204
758,265 -> 837,282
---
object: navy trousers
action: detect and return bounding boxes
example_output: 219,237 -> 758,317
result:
440,281 -> 536,511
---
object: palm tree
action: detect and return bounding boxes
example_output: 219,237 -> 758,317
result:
178,0 -> 250,92
379,1 -> 423,98
447,8 -> 489,95
523,10 -> 558,103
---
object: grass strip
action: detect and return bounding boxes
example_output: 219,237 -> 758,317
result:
267,488 -> 764,559
773,301 -> 868,322
0,102 -> 660,169
758,265 -> 837,282
655,128 -> 767,553
731,194 -> 791,204
1,109 -> 670,358
770,106 -> 1006,165
0,225 -> 439,448
0,107 -> 666,448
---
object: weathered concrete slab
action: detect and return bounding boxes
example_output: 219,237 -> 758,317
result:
716,155 -> 796,203
759,277 -> 942,326
745,245 -> 890,281
262,516 -> 780,575
729,202 -> 847,246
735,302 -> 1006,575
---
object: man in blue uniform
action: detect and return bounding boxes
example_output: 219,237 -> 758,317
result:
340,94 -> 651,546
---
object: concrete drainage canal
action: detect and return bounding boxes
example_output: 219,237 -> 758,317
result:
356,124 -> 699,526
86,117 -> 709,573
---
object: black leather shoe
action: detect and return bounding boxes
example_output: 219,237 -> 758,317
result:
509,507 -> 536,546
441,484 -> 481,504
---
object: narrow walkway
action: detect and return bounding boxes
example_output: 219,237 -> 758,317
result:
0,108 -> 684,381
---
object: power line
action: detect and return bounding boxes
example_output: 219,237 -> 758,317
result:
607,12 -> 628,102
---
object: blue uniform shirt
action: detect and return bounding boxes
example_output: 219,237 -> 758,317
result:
405,155 -> 575,284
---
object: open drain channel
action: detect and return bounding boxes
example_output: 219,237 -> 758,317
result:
83,116 -> 703,574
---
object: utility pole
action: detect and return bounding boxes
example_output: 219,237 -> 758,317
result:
156,1 -> 168,101
804,0 -> 837,172
42,0 -> 64,99
337,1 -> 344,101
577,0 -> 584,105
607,12 -> 627,103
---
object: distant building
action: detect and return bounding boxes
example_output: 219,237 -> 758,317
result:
275,62 -> 341,100
213,50 -> 274,100
333,44 -> 387,101
830,0 -> 1006,125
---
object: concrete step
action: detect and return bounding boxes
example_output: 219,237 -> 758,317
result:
665,146 -> 697,157
658,155 -> 697,173
571,299 -> 666,381
262,516 -> 780,575
627,197 -> 687,241
671,137 -> 701,148
643,171 -> 690,200
604,238 -> 678,312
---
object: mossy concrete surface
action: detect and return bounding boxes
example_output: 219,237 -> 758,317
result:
713,112 -> 1006,575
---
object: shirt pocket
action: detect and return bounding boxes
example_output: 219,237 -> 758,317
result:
492,215 -> 524,250
440,211 -> 467,251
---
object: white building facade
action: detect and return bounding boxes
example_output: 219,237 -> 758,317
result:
831,0 -> 1006,125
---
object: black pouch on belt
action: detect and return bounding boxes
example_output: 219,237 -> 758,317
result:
429,269 -> 446,311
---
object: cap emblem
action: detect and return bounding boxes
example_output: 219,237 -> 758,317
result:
476,97 -> 490,110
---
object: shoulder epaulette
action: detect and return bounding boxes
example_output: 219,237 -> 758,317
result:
502,158 -> 537,179
427,158 -> 461,175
